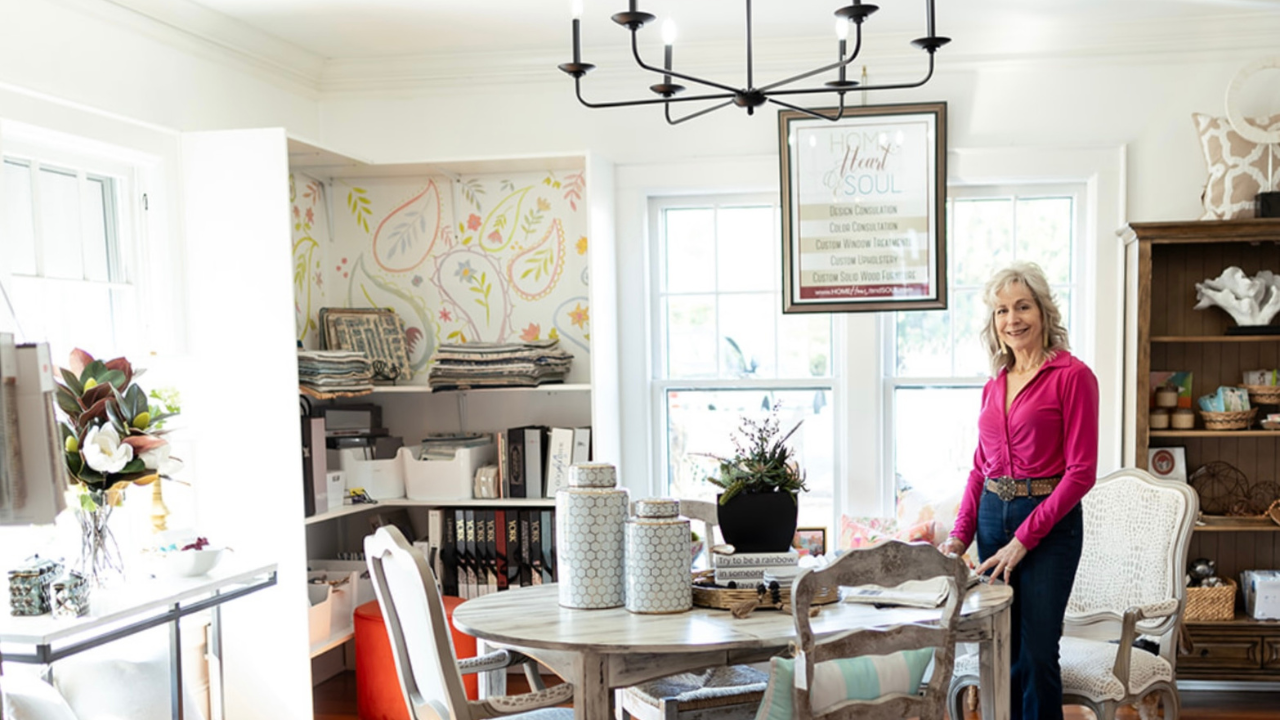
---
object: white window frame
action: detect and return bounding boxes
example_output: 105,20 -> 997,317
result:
881,182 -> 1089,499
647,193 -> 841,529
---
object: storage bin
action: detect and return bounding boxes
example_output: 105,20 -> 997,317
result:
309,561 -> 376,635
403,443 -> 496,501
328,447 -> 405,500
308,582 -> 333,646
1186,578 -> 1237,621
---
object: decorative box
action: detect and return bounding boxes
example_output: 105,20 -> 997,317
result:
625,498 -> 692,614
8,556 -> 64,616
50,571 -> 91,618
556,463 -> 629,609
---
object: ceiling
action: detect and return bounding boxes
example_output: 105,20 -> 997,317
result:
141,0 -> 1280,61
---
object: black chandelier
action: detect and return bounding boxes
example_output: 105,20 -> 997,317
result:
557,0 -> 949,125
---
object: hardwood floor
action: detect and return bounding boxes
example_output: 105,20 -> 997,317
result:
313,670 -> 1279,719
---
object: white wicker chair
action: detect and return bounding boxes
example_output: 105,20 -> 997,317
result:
948,468 -> 1198,720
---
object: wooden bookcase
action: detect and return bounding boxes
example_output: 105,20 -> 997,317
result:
1123,219 -> 1280,682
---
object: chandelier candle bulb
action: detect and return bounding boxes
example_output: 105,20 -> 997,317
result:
662,19 -> 676,84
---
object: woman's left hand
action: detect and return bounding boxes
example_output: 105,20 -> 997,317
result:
975,537 -> 1028,584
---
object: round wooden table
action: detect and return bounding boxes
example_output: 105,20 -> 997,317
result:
453,581 -> 1013,720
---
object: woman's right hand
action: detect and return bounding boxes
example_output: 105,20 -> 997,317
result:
937,536 -> 967,557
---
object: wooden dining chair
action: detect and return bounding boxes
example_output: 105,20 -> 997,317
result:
616,499 -> 769,720
365,526 -> 576,720
755,540 -> 969,720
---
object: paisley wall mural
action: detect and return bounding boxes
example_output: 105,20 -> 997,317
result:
290,168 -> 591,385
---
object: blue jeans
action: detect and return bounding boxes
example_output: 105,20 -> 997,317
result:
977,489 -> 1083,720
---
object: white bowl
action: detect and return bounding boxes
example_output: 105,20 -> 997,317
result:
150,547 -> 225,578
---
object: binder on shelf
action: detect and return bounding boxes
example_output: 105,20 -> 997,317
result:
505,510 -> 522,588
518,510 -> 534,587
427,508 -> 445,583
441,509 -> 458,597
545,427 -> 574,496
496,430 -> 509,498
301,416 -> 328,517
494,509 -> 509,591
540,509 -> 555,583
529,511 -> 545,585
505,425 -> 547,500
505,427 -> 527,498
571,426 -> 591,464
483,510 -> 499,595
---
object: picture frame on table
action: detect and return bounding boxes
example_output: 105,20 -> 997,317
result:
778,102 -> 947,314
793,527 -> 827,557
1147,446 -> 1187,483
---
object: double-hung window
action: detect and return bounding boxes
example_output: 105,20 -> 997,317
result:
651,194 -> 837,531
888,184 -> 1086,501
0,138 -> 140,362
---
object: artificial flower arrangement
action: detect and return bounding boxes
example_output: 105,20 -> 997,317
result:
54,348 -> 182,509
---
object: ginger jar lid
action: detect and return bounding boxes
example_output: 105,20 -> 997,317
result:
634,498 -> 679,519
569,463 -> 617,488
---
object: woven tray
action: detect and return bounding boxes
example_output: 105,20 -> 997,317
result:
1242,384 -> 1280,406
1199,408 -> 1257,431
692,580 -> 840,611
1186,578 -> 1237,622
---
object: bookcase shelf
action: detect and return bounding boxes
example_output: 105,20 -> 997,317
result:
304,498 -> 557,526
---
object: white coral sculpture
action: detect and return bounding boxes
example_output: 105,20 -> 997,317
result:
1193,266 -> 1280,326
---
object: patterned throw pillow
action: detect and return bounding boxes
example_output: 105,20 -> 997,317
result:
837,515 -> 897,550
753,648 -> 935,720
1193,113 -> 1280,220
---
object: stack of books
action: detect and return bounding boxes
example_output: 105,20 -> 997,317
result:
426,340 -> 573,390
297,349 -> 374,395
711,549 -> 801,587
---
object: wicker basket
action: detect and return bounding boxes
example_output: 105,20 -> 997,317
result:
1269,499 -> 1280,527
691,580 -> 840,611
1242,384 -> 1280,406
1199,408 -> 1258,431
1185,578 -> 1237,621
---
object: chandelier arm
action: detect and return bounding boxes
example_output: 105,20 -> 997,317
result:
665,99 -> 738,126
766,94 -> 849,122
763,53 -> 937,98
628,30 -> 740,94
572,77 -> 734,109
756,22 -> 864,93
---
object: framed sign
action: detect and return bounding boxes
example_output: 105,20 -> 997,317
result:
779,102 -> 947,313
1147,446 -> 1187,482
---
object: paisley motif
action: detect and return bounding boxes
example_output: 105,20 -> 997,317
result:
345,255 -> 435,375
552,295 -> 591,354
474,187 -> 531,253
508,218 -> 566,301
371,181 -> 442,273
430,247 -> 514,343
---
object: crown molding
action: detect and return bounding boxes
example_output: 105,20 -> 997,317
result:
53,0 -> 324,96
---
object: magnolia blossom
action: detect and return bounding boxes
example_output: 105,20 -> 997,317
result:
140,442 -> 184,475
83,425 -> 133,474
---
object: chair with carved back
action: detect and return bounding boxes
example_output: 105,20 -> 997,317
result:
947,468 -> 1199,720
754,540 -> 969,720
365,526 -> 575,720
616,499 -> 769,720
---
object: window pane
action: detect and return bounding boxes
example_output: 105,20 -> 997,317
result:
1016,197 -> 1073,284
1055,288 -> 1073,342
719,292 -> 775,378
82,176 -> 113,283
894,386 -> 983,500
666,388 -> 834,534
952,289 -> 990,377
895,309 -> 951,376
664,208 -> 715,294
951,198 -> 1013,287
2,161 -> 37,275
778,313 -> 833,378
716,206 -> 774,293
38,167 -> 83,280
666,295 -> 717,378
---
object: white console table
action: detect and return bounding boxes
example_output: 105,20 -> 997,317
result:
0,561 -> 277,720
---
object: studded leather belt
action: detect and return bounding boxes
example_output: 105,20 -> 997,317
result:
984,476 -> 1062,502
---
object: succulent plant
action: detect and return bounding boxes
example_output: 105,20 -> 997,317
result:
703,404 -> 808,506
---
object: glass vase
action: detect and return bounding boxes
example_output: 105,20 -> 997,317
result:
75,496 -> 124,587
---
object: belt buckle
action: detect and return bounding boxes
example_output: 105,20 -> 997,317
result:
993,476 -> 1018,502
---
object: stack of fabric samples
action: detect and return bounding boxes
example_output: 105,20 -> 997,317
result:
297,349 -> 374,395
426,339 -> 574,390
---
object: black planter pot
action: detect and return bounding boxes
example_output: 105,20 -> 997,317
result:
716,491 -> 798,553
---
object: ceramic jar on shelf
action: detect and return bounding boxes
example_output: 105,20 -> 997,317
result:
555,463 -> 629,609
625,498 -> 692,614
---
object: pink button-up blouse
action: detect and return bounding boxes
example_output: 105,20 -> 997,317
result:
950,351 -> 1099,551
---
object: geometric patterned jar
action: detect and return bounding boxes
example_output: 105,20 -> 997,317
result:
625,498 -> 692,614
556,463 -> 629,609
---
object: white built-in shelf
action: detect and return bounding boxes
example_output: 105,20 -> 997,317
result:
310,626 -> 355,659
368,383 -> 591,395
305,497 -> 557,525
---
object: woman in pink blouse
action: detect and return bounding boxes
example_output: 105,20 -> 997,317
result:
938,261 -> 1099,720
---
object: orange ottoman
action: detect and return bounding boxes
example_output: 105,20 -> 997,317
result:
354,597 -> 478,719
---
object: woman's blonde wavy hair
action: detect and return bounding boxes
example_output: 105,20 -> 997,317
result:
980,261 -> 1070,376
